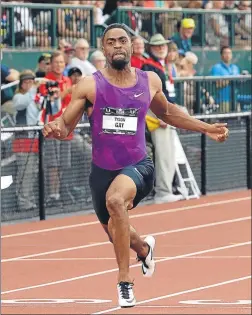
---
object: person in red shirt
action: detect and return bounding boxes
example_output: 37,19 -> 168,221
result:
131,36 -> 146,69
40,51 -> 73,123
39,50 -> 75,206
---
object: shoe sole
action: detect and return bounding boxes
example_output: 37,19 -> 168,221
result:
119,299 -> 136,308
143,236 -> 155,278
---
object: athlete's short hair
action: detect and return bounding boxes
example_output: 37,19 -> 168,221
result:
102,23 -> 132,43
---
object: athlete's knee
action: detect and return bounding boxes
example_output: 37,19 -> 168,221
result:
106,193 -> 126,217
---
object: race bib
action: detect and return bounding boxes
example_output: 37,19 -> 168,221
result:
102,107 -> 139,135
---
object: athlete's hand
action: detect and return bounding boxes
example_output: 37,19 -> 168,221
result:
42,118 -> 68,140
206,123 -> 229,142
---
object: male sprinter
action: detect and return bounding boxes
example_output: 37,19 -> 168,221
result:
42,24 -> 229,308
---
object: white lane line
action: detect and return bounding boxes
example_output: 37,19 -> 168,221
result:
12,255 -> 252,261
2,196 -> 250,239
2,216 -> 250,263
136,305 -> 251,309
92,276 -> 252,314
1,241 -> 251,295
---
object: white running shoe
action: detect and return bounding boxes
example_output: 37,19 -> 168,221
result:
137,235 -> 155,277
117,281 -> 136,308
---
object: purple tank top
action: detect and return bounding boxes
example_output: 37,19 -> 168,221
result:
90,69 -> 151,170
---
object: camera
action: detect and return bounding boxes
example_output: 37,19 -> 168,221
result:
46,81 -> 59,96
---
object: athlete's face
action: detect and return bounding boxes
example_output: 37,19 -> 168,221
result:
102,28 -> 132,70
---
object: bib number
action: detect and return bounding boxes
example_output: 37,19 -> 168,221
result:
102,107 -> 139,135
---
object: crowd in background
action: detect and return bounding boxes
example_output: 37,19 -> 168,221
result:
1,0 -> 251,48
1,0 -> 251,209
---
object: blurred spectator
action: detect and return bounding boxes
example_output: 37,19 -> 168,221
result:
210,46 -> 240,112
58,38 -> 72,51
131,36 -> 146,69
178,52 -> 199,113
142,34 -> 183,203
12,70 -> 42,211
178,51 -> 198,77
170,18 -> 195,54
32,7 -> 52,47
3,0 -> 48,47
70,39 -> 96,75
205,0 -> 239,9
165,41 -> 179,103
210,46 -> 240,76
93,0 -> 109,24
58,1 -> 79,39
142,34 -> 171,100
155,1 -> 182,39
1,61 -> 19,115
235,1 -> 251,46
205,0 -> 229,47
89,50 -> 106,70
224,0 -> 239,9
40,51 -> 74,206
178,0 -> 202,7
35,53 -> 51,78
68,66 -> 83,84
63,45 -> 75,76
58,0 -> 90,40
103,0 -> 117,16
105,0 -> 142,34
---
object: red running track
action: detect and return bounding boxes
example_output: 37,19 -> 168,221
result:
1,190 -> 251,314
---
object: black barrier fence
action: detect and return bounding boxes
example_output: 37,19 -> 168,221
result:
1,112 -> 251,222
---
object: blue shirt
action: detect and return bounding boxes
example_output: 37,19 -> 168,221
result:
170,32 -> 192,55
63,64 -> 72,77
1,64 -> 10,84
210,62 -> 240,102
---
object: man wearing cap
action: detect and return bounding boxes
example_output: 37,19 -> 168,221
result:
68,66 -> 83,85
35,53 -> 51,78
63,45 -> 75,77
171,18 -> 195,54
141,34 -> 183,203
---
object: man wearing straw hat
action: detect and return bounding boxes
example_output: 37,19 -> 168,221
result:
142,33 -> 183,203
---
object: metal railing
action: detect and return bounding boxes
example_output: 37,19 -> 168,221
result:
113,7 -> 252,48
174,75 -> 252,114
1,75 -> 251,116
1,112 -> 251,222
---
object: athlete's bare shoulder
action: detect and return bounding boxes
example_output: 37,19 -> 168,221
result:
145,71 -> 162,99
78,75 -> 96,90
73,75 -> 96,101
146,71 -> 162,88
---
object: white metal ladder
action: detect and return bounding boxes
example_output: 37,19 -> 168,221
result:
173,129 -> 201,200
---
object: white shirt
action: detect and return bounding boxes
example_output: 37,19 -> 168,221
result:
70,58 -> 97,76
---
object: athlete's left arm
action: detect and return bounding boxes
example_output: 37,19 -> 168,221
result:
148,72 -> 229,142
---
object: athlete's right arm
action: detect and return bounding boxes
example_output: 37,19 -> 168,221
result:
42,77 -> 91,140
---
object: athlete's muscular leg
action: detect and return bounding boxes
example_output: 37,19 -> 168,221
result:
102,224 -> 149,258
105,174 -> 143,283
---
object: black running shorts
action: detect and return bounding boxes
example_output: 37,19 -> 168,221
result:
89,156 -> 155,224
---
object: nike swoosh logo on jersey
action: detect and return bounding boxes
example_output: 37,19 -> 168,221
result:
134,92 -> 144,98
